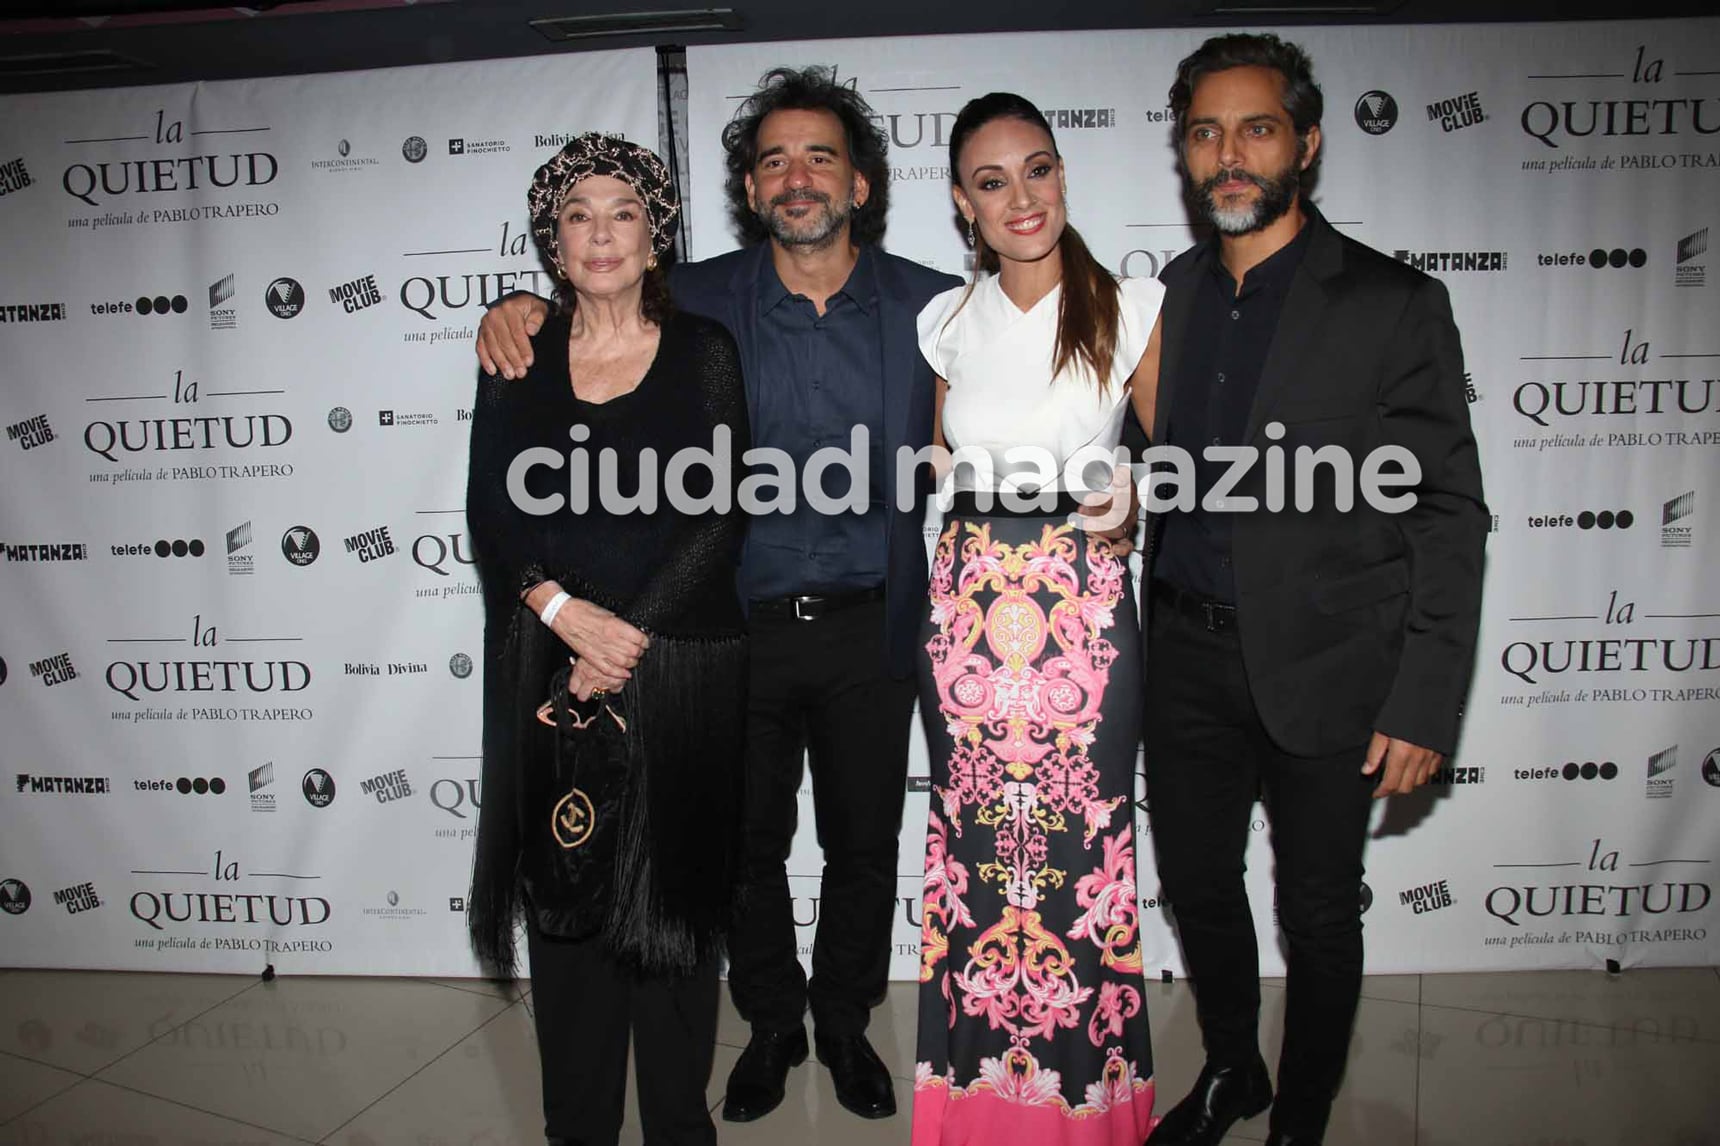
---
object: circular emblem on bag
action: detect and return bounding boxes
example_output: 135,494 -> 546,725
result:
553,788 -> 596,849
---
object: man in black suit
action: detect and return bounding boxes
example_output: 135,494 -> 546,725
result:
1141,34 -> 1487,1146
476,67 -> 960,1124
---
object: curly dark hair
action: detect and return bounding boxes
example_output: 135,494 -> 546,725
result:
1169,33 -> 1323,174
720,65 -> 891,247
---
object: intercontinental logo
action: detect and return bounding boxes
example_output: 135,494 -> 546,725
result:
311,139 -> 379,173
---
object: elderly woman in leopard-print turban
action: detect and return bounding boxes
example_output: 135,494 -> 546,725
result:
466,131 -> 749,1146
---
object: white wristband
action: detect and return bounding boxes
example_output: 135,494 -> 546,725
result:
539,590 -> 571,626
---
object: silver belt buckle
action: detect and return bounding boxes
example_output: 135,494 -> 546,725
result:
792,596 -> 818,622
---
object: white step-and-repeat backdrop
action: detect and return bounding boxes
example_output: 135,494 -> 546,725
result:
0,49 -> 660,975
2,19 -> 1717,978
685,18 -> 1720,979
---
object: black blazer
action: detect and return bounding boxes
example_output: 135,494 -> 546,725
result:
672,244 -> 962,678
1151,205 -> 1488,756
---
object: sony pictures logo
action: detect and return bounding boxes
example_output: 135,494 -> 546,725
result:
1663,490 -> 1695,548
302,768 -> 336,808
227,520 -> 253,576
1646,745 -> 1676,799
1355,91 -> 1399,135
249,762 -> 276,813
209,273 -> 237,331
1678,228 -> 1709,288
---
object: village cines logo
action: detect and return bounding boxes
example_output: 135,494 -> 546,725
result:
1427,91 -> 1487,133
1393,248 -> 1507,273
281,526 -> 320,566
249,762 -> 276,813
15,773 -> 112,796
6,414 -> 55,451
0,303 -> 67,323
302,768 -> 336,808
208,273 -> 237,330
0,879 -> 30,916
1354,91 -> 1399,135
343,525 -> 396,563
1677,227 -> 1709,288
264,277 -> 304,319
28,652 -> 77,687
227,521 -> 254,576
1704,747 -> 1720,788
1662,490 -> 1695,549
53,882 -> 102,915
1,155 -> 35,197
1646,745 -> 1677,799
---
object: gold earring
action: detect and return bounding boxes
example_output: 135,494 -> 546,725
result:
646,253 -> 658,271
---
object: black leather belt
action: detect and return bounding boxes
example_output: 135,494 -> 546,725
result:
1151,579 -> 1238,634
751,585 -> 884,622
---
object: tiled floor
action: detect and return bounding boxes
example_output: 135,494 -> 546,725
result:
1,965 -> 1716,1144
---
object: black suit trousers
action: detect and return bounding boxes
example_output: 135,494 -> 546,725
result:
1143,602 -> 1376,1130
724,598 -> 917,1036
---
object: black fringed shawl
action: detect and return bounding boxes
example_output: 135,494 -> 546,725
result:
465,309 -> 749,978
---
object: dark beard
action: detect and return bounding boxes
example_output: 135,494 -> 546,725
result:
756,189 -> 851,250
1190,159 -> 1300,236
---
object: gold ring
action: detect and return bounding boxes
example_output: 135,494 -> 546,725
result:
591,688 -> 607,699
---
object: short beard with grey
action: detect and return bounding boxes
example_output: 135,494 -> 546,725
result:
757,190 -> 852,250
1191,161 -> 1300,236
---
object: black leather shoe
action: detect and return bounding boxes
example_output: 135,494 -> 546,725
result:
1149,1059 -> 1273,1145
721,1026 -> 808,1122
1264,1132 -> 1322,1146
814,1031 -> 896,1119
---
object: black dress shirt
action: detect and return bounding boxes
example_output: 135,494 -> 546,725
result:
1157,219 -> 1313,603
741,245 -> 890,600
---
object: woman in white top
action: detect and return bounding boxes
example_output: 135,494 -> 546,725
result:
911,92 -> 1164,1146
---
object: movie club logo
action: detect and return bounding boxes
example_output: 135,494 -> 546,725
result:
302,768 -> 336,808
28,652 -> 77,687
1537,247 -> 1647,269
1355,90 -> 1399,135
209,273 -> 237,330
1400,877 -> 1455,915
6,414 -> 55,451
1520,45 -> 1720,164
1662,490 -> 1695,548
282,526 -> 320,566
130,850 -> 332,941
1646,745 -> 1677,799
1393,248 -> 1507,273
53,882 -> 101,915
343,524 -> 396,563
0,303 -> 66,323
5,542 -> 87,563
399,221 -> 551,328
330,273 -> 383,315
264,277 -> 304,319
227,521 -> 254,575
1428,91 -> 1487,133
1704,747 -> 1720,788
363,890 -> 427,919
1,155 -> 35,197
104,614 -> 312,715
448,137 -> 510,156
15,774 -> 111,795
61,111 -> 280,220
1510,328 -> 1720,448
1678,228 -> 1709,288
327,407 -> 353,433
249,762 -> 276,813
0,879 -> 30,916
359,768 -> 413,804
1515,759 -> 1619,782
312,139 -> 379,173
112,537 -> 207,559
1485,837 -> 1710,948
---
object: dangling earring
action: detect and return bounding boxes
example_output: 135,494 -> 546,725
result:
646,253 -> 658,271
965,217 -> 975,248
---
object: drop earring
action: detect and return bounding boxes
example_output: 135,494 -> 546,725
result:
965,217 -> 975,247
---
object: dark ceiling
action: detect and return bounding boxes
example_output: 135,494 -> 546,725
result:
0,0 -> 1710,95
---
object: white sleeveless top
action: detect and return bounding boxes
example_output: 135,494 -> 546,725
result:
916,274 -> 1164,494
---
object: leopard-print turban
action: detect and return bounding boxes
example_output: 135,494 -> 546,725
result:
528,133 -> 680,265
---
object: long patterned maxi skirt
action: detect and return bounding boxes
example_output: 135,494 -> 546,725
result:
913,499 -> 1156,1146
